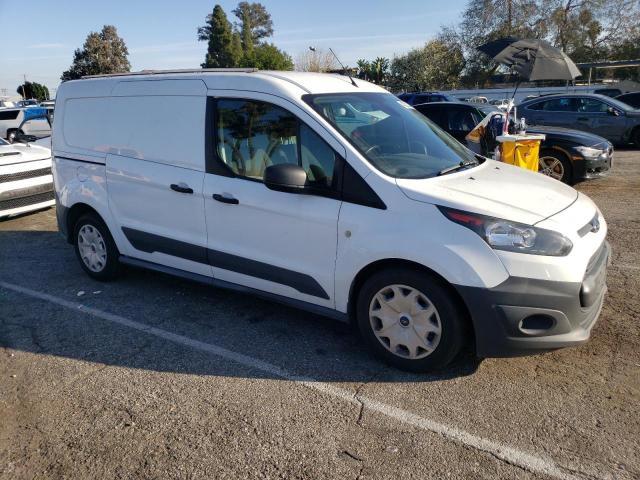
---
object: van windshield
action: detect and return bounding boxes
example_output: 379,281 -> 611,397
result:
303,92 -> 478,179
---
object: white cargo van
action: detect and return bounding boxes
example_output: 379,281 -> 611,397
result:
52,69 -> 609,371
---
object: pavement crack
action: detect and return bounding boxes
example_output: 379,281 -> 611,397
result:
341,449 -> 363,462
352,371 -> 382,427
355,398 -> 365,425
0,320 -> 47,353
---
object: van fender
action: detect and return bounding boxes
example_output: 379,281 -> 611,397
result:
334,202 -> 510,314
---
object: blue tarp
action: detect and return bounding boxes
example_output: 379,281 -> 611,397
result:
22,107 -> 48,121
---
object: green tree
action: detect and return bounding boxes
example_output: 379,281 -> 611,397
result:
356,58 -> 389,84
61,25 -> 130,81
232,2 -> 274,44
198,2 -> 292,71
17,81 -> 50,101
356,59 -> 370,80
198,5 -> 242,67
239,9 -> 255,62
390,40 -> 465,91
252,43 -> 293,70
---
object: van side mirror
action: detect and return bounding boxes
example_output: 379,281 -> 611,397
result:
607,106 -> 620,116
264,163 -> 308,193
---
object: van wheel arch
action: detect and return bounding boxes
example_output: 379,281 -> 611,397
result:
348,259 -> 475,350
66,203 -> 104,243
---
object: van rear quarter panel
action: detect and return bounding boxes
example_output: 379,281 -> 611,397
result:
53,77 -> 208,259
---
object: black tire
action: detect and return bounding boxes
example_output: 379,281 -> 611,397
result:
356,268 -> 467,372
73,213 -> 121,281
538,150 -> 573,185
632,128 -> 640,149
6,129 -> 20,144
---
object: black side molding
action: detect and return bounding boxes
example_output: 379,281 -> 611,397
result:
122,227 -> 208,264
119,255 -> 347,322
121,227 -> 329,299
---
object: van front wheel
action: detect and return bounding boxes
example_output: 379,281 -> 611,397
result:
356,268 -> 466,372
73,213 -> 120,281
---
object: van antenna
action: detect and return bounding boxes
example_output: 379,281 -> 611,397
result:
310,46 -> 358,87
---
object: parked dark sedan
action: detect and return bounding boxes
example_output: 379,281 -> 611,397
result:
397,91 -> 456,105
615,91 -> 640,109
518,93 -> 640,147
414,101 -> 612,184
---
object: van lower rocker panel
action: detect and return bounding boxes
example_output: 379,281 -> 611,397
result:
121,227 -> 329,299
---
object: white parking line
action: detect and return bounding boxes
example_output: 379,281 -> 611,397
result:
1,281 -> 581,480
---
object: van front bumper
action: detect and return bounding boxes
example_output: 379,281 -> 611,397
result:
455,241 -> 610,358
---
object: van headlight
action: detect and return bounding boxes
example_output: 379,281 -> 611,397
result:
439,206 -> 573,256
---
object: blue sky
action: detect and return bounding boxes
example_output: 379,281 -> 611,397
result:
0,0 -> 467,97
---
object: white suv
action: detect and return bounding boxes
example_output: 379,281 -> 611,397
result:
51,70 -> 609,371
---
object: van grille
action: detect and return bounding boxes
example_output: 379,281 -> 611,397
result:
0,190 -> 54,211
0,167 -> 52,183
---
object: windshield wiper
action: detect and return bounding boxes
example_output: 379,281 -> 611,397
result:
437,159 -> 478,176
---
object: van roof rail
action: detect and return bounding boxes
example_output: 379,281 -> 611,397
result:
82,68 -> 258,79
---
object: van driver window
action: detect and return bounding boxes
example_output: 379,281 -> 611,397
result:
216,99 -> 336,188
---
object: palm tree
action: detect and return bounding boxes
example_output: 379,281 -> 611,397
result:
356,59 -> 370,80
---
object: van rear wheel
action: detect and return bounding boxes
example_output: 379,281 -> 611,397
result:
356,268 -> 466,372
73,213 -> 120,281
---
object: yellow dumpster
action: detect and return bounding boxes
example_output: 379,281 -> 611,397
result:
496,134 -> 545,172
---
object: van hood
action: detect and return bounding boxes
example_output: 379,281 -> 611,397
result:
396,160 -> 578,225
0,143 -> 51,166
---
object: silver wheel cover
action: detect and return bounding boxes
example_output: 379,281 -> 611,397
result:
78,224 -> 107,273
539,156 -> 565,181
369,285 -> 442,360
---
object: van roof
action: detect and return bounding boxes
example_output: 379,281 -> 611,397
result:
68,69 -> 385,97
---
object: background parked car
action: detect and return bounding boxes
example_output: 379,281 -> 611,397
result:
0,107 -> 52,142
489,98 -> 511,110
396,91 -> 456,105
592,88 -> 623,98
518,93 -> 640,147
414,101 -> 612,184
615,91 -> 640,109
468,96 -> 489,104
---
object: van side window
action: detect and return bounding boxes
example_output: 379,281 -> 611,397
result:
215,99 -> 337,189
300,124 -> 336,188
217,99 -> 299,180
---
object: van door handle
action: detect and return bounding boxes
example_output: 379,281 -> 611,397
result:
212,193 -> 239,205
577,117 -> 589,122
170,183 -> 193,194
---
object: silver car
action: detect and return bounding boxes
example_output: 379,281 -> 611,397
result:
518,93 -> 640,147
